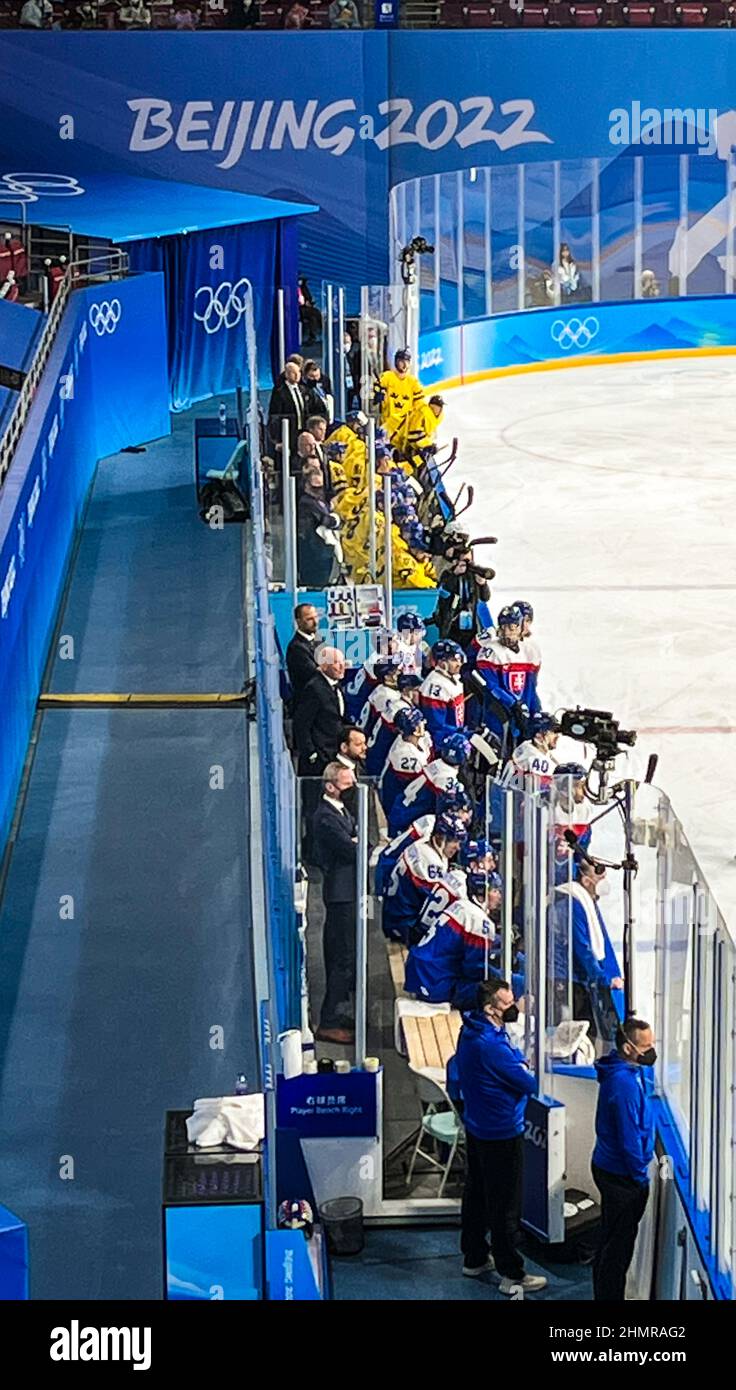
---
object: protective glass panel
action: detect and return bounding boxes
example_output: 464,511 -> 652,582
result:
439,172 -> 460,324
462,169 -> 487,321
641,155 -> 680,297
686,154 -> 729,296
599,155 -> 636,303
419,176 -> 438,332
558,159 -> 594,304
524,162 -> 555,309
490,166 -> 519,314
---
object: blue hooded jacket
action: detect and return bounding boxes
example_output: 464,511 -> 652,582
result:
592,1050 -> 655,1186
454,1010 -> 536,1140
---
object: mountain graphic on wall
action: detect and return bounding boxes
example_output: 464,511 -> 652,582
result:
494,335 -> 541,366
615,322 -> 698,353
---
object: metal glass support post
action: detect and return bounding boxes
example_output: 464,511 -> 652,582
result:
522,792 -> 537,1072
678,153 -> 689,296
653,794 -> 670,1098
591,157 -> 601,303
501,786 -> 514,982
622,779 -> 636,1018
325,283 -> 334,391
337,286 -> 346,419
367,416 -> 377,580
281,418 -> 297,601
634,157 -> 643,298
382,475 -> 393,629
535,799 -> 548,1097
456,170 -> 465,325
484,166 -> 493,317
433,174 -> 441,328
727,149 -> 736,295
552,161 -> 561,307
355,781 -> 369,1065
277,287 -> 286,365
517,164 -> 526,312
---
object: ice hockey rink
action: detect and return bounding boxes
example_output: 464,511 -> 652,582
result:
443,354 -> 736,967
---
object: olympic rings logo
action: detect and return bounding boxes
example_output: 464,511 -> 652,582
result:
89,300 -> 122,336
0,173 -> 85,205
193,279 -> 249,335
550,316 -> 600,351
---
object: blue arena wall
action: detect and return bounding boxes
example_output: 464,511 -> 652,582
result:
0,275 -> 170,851
417,295 -> 736,389
2,33 -> 736,293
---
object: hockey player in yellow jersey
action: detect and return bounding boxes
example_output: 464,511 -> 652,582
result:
378,348 -> 425,437
327,410 -> 369,491
392,394 -> 444,459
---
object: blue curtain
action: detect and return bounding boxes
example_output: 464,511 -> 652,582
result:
127,217 -> 298,409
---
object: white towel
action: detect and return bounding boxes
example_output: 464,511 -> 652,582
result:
186,1094 -> 265,1151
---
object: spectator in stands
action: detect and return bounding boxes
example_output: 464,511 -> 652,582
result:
286,603 -> 320,700
592,1017 -> 656,1301
268,360 -> 306,455
557,242 -> 581,301
77,3 -> 98,26
328,0 -> 361,25
343,331 -> 360,411
19,0 -> 53,24
302,359 -> 332,421
229,0 -> 260,23
297,466 -> 342,588
298,276 -> 322,346
311,762 -> 359,1045
293,645 -> 347,776
0,272 -> 19,303
173,4 -> 199,26
284,0 -> 309,24
640,269 -> 660,299
118,0 -> 152,25
455,978 -> 547,1295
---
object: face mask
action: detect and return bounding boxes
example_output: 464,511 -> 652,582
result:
595,878 -> 610,898
501,1004 -> 519,1024
634,1046 -> 657,1067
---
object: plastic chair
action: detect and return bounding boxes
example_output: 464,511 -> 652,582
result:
405,1071 -> 465,1198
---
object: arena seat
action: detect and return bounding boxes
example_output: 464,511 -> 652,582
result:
462,3 -> 504,23
674,2 -> 709,19
569,3 -> 604,21
623,3 -> 656,21
520,4 -> 551,23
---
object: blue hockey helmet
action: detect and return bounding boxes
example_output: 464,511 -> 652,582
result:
459,837 -> 492,868
439,732 -> 472,767
528,712 -> 560,737
346,408 -> 368,430
514,600 -> 534,621
467,869 -> 503,899
325,439 -> 347,459
553,762 -> 587,782
496,604 -> 523,630
403,521 -> 432,553
437,786 -> 472,816
434,810 -> 469,843
392,499 -> 418,523
432,639 -> 464,665
374,654 -> 403,683
397,612 -> 426,635
394,706 -> 425,738
397,672 -> 422,691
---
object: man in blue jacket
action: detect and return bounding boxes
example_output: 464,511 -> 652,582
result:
591,1017 -> 656,1300
455,978 -> 547,1295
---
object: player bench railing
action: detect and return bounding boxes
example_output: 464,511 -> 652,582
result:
0,249 -> 129,490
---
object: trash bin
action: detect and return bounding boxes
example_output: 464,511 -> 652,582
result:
319,1197 -> 364,1256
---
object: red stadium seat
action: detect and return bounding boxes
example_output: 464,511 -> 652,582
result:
569,3 -> 603,21
674,2 -> 708,19
520,3 -> 550,22
462,3 -> 503,23
623,3 -> 656,21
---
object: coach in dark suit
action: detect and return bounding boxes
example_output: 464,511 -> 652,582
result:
285,603 -> 320,701
293,647 -> 346,776
312,762 -> 359,1044
268,360 -> 306,453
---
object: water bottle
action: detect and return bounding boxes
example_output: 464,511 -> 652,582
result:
218,402 -> 227,435
235,1073 -> 248,1095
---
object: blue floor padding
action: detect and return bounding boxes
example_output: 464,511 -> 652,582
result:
0,708 -> 257,1299
46,407 -> 245,694
330,1227 -> 593,1301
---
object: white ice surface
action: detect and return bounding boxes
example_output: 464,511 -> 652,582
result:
442,356 -> 736,973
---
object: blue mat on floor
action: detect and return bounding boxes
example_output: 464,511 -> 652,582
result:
46,408 -> 245,695
330,1227 -> 592,1301
0,708 -> 257,1300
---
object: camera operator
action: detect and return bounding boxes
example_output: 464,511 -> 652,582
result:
433,542 -> 494,650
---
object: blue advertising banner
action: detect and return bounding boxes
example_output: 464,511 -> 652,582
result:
0,274 -> 169,850
276,1070 -> 378,1139
418,294 -> 736,389
2,33 -> 736,289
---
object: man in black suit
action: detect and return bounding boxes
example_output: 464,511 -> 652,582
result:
311,762 -> 359,1044
285,603 -> 320,702
268,360 -> 306,456
336,724 -> 367,820
293,646 -> 346,776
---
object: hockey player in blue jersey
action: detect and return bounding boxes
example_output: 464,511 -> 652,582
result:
405,870 -> 505,1009
459,837 -> 498,875
396,612 -> 430,679
379,706 -> 431,819
473,604 -> 541,748
361,655 -> 404,775
388,730 -> 472,837
373,786 -> 473,894
552,761 -> 593,883
344,628 -> 400,722
419,639 -> 466,746
554,859 -> 624,1041
514,599 -> 542,684
504,712 -> 560,790
381,810 -> 468,945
